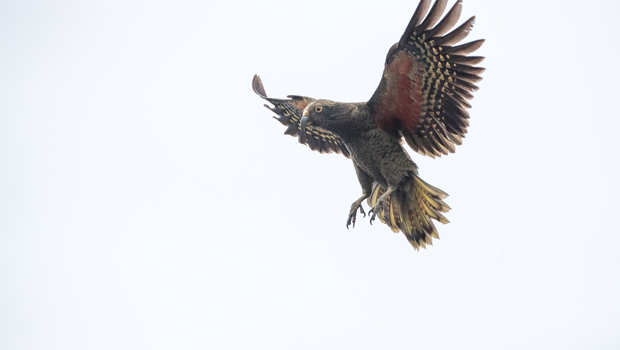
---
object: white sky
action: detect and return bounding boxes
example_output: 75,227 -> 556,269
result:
1,0 -> 619,349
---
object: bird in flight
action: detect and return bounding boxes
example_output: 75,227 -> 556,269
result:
253,0 -> 484,250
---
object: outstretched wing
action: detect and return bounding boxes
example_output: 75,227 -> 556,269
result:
252,75 -> 350,157
368,0 -> 485,158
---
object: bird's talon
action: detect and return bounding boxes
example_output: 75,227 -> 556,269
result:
347,201 -> 367,229
368,200 -> 385,225
346,213 -> 356,229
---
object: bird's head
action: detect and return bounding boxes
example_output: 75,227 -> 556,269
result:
299,99 -> 345,144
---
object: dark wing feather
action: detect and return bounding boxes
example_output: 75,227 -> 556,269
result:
252,75 -> 350,157
368,0 -> 485,158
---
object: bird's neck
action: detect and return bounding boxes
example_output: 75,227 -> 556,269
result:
327,102 -> 374,140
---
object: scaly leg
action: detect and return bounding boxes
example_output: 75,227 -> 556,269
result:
347,194 -> 369,229
369,185 -> 397,225
347,162 -> 373,229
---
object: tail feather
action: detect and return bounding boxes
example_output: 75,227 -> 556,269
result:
369,183 -> 401,233
367,172 -> 450,250
388,198 -> 401,232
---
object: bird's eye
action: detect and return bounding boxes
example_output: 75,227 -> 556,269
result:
315,106 -> 323,113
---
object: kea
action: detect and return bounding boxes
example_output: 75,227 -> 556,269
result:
252,0 -> 484,250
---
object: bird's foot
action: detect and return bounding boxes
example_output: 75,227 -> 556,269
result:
346,201 -> 366,229
369,200 -> 387,225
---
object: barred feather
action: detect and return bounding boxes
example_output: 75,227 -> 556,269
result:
367,172 -> 450,250
369,0 -> 485,158
252,75 -> 350,157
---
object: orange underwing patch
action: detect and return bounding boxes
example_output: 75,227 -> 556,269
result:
289,100 -> 310,111
375,51 -> 421,135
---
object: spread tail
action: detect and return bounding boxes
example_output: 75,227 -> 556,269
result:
367,173 -> 450,250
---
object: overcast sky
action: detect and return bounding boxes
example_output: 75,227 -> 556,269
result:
1,0 -> 619,349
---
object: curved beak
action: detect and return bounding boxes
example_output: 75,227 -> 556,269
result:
299,114 -> 311,144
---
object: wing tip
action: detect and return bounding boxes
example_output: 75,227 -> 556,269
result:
252,74 -> 267,98
400,0 -> 432,46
